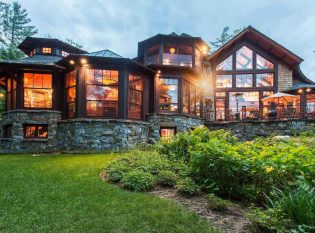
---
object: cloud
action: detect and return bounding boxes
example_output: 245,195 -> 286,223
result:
13,0 -> 315,80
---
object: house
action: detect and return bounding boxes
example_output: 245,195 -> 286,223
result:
0,26 -> 313,151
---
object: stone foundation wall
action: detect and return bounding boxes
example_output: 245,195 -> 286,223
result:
57,119 -> 150,150
206,120 -> 315,141
147,113 -> 204,139
1,110 -> 61,151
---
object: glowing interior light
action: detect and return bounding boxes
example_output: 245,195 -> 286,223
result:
69,60 -> 75,65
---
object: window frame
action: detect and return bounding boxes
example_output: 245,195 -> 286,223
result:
23,72 -> 53,109
42,47 -> 52,54
182,79 -> 201,117
3,124 -> 12,138
23,124 -> 48,139
159,127 -> 176,141
6,77 -> 17,111
65,70 -> 77,118
159,77 -> 179,113
128,74 -> 143,120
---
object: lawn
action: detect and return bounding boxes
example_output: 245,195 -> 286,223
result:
0,153 -> 217,233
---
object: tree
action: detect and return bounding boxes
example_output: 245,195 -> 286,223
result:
0,1 -> 37,60
210,26 -> 244,52
65,38 -> 83,49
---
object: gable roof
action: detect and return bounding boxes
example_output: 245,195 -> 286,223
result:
209,26 -> 303,66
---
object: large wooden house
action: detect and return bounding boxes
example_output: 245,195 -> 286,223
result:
0,26 -> 313,151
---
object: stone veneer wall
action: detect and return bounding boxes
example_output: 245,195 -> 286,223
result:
1,110 -> 61,151
57,119 -> 150,150
206,120 -> 315,141
147,113 -> 204,140
278,63 -> 293,91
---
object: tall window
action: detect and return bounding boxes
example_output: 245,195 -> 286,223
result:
24,73 -> 52,108
86,69 -> 118,117
236,74 -> 253,87
6,78 -> 16,110
66,70 -> 76,118
183,80 -> 200,116
216,75 -> 232,88
159,78 -> 178,112
236,46 -> 253,70
256,73 -> 274,87
215,92 -> 226,121
128,75 -> 143,120
24,125 -> 48,139
146,45 -> 160,65
306,94 -> 315,113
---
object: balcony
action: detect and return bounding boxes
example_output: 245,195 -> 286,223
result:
162,53 -> 192,67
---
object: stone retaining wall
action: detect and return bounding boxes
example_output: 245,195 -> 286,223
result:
57,119 -> 151,150
206,120 -> 315,140
147,113 -> 204,139
0,110 -> 61,151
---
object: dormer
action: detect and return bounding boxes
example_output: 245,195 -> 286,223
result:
18,37 -> 87,58
137,33 -> 210,71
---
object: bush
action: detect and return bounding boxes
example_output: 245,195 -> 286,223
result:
175,178 -> 199,196
105,163 -> 130,182
121,170 -> 156,192
156,170 -> 178,187
206,194 -> 235,212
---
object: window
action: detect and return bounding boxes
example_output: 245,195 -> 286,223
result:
6,78 -> 16,110
229,92 -> 259,118
307,94 -> 315,113
159,78 -> 178,112
183,80 -> 200,116
42,47 -> 51,54
66,70 -> 76,118
30,49 -> 36,56
236,46 -> 253,70
146,45 -> 160,65
62,51 -> 69,57
160,127 -> 176,141
23,73 -> 52,108
128,74 -> 143,119
24,125 -> 48,139
256,54 -> 274,69
216,92 -> 226,97
256,73 -> 274,87
263,91 -> 274,97
216,55 -> 233,71
86,69 -> 118,117
3,125 -> 12,138
216,99 -> 226,121
162,45 -> 193,67
216,75 -> 232,88
236,74 -> 253,87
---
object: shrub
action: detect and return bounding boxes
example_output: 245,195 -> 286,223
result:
175,178 -> 199,196
156,170 -> 178,187
206,194 -> 235,212
121,170 -> 156,192
105,162 -> 131,182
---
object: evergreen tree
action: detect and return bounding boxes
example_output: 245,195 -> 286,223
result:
0,1 -> 37,60
210,26 -> 244,52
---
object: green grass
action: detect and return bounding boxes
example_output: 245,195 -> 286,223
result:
0,153 -> 217,233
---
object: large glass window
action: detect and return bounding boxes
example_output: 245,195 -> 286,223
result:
256,73 -> 274,87
128,74 -> 143,120
216,55 -> 233,71
146,45 -> 160,65
236,46 -> 253,70
216,75 -> 232,88
66,70 -> 76,118
162,45 -> 192,67
229,92 -> 259,119
236,74 -> 253,87
183,80 -> 200,116
24,73 -> 52,108
86,69 -> 118,117
159,78 -> 178,112
256,54 -> 274,70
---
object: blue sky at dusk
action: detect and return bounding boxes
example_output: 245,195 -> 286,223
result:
12,0 -> 315,80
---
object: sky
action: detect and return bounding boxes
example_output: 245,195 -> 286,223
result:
8,0 -> 315,80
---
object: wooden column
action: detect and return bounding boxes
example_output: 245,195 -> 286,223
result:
118,69 -> 128,119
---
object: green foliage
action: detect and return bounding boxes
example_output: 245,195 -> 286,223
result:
267,180 -> 315,228
175,178 -> 200,196
206,194 -> 235,211
121,170 -> 156,192
156,170 -> 178,187
0,1 -> 37,60
161,128 -> 315,203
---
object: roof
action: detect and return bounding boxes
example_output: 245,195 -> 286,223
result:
18,55 -> 62,65
209,26 -> 303,66
283,83 -> 315,92
87,49 -> 123,58
18,37 -> 87,55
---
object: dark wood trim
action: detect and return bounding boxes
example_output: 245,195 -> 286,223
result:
77,66 -> 86,118
118,69 -> 128,119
